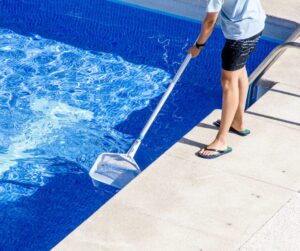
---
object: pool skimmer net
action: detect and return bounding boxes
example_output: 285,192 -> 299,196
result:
89,54 -> 192,189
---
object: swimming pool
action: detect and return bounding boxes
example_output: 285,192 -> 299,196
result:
0,0 -> 279,250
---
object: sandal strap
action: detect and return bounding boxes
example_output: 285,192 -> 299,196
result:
204,147 -> 227,153
213,120 -> 221,126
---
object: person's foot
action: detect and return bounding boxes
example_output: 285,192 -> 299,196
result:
231,119 -> 245,132
197,138 -> 228,157
213,119 -> 250,137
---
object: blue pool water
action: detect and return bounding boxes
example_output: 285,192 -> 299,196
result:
0,0 -> 279,250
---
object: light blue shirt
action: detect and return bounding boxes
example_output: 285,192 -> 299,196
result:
206,0 -> 266,40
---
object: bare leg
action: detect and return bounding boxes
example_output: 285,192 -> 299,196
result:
199,69 -> 241,156
231,66 -> 248,131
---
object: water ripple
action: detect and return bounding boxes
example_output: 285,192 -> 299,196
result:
0,28 -> 171,202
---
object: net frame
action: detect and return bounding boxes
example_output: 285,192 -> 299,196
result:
89,153 -> 141,189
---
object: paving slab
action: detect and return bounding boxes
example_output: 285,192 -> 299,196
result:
240,193 -> 300,251
253,83 -> 300,125
113,156 -> 295,248
52,201 -> 212,251
263,37 -> 300,87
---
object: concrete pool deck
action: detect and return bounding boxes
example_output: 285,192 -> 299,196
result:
54,83 -> 300,251
54,1 -> 300,250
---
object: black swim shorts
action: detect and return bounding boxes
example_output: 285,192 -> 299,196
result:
221,31 -> 263,71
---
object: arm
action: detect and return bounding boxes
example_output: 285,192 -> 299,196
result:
189,12 -> 219,58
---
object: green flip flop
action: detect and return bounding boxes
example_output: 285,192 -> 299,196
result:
196,146 -> 232,159
213,120 -> 250,136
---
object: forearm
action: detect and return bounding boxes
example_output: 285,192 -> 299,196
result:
188,13 -> 218,58
196,15 -> 218,44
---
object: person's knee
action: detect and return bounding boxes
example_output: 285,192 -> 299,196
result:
222,74 -> 236,92
222,81 -> 234,93
221,69 -> 240,92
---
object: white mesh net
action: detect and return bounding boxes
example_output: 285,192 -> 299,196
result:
89,153 -> 140,189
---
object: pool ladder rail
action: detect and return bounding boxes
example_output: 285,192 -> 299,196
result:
246,27 -> 300,107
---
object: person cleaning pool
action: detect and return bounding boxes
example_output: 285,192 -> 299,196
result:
189,0 -> 266,159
